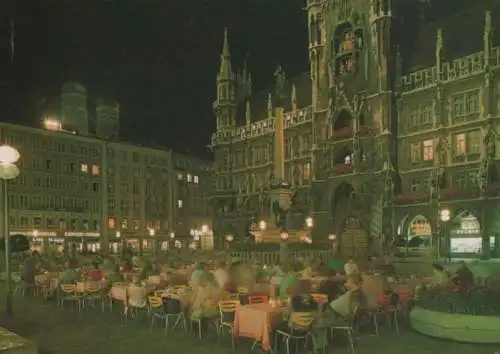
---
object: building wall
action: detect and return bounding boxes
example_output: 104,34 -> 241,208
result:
172,153 -> 214,244
0,121 -> 214,251
211,2 -> 500,253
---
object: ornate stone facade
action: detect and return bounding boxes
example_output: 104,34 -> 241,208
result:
211,0 -> 500,257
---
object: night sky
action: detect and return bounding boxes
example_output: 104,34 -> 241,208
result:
0,0 -> 308,158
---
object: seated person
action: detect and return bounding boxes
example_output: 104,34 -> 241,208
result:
127,276 -> 147,309
430,263 -> 452,286
301,262 -> 314,278
317,278 -> 342,303
452,262 -> 474,291
344,260 -> 359,277
190,263 -> 206,289
213,261 -> 229,289
316,261 -> 336,277
20,256 -> 36,285
191,272 -> 222,321
59,260 -> 79,285
278,264 -> 299,300
290,280 -> 318,313
323,274 -> 365,325
86,262 -> 102,281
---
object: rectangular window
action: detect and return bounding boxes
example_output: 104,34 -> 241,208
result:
186,174 -> 192,183
177,200 -> 183,208
423,139 -> 434,161
421,105 -> 432,124
410,142 -> 421,163
194,175 -> 199,184
467,130 -> 481,154
411,179 -> 420,193
454,173 -> 466,189
452,95 -> 465,117
453,133 -> 466,155
92,165 -> 100,176
107,217 -> 116,229
80,163 -> 88,173
302,162 -> 311,181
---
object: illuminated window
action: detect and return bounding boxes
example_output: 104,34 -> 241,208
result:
177,200 -> 183,208
81,164 -> 88,173
410,142 -> 421,163
467,131 -> 481,154
302,163 -> 311,181
344,155 -> 352,165
92,165 -> 100,176
177,173 -> 183,180
423,140 -> 434,161
453,133 -> 466,155
194,175 -> 199,184
107,217 -> 115,229
187,174 -> 192,182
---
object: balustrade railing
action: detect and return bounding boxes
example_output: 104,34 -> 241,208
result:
211,106 -> 313,145
229,250 -> 334,265
402,48 -> 498,93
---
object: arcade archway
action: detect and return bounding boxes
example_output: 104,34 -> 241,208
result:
449,211 -> 484,255
407,215 -> 433,249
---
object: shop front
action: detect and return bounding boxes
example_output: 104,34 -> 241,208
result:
448,212 -> 495,259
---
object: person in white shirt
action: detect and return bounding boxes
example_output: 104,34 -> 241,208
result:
323,274 -> 365,325
213,261 -> 229,289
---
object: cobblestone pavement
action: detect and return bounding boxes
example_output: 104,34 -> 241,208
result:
0,293 -> 497,354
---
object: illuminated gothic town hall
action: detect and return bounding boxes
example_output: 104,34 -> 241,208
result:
211,0 -> 500,260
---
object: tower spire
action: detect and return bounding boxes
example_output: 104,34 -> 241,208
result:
245,100 -> 252,125
218,28 -> 232,80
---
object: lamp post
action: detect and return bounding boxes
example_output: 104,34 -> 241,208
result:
0,145 -> 20,316
439,209 -> 451,262
328,234 -> 337,259
279,230 -> 289,264
225,234 -> 233,251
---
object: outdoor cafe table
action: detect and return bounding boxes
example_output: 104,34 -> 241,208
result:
233,303 -> 283,351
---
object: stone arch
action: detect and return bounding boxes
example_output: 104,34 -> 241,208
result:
333,109 -> 352,131
331,181 -> 355,213
406,214 -> 433,248
449,209 -> 483,254
333,22 -> 353,52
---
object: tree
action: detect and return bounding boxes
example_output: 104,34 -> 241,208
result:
0,234 -> 30,253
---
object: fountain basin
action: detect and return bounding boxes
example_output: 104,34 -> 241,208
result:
410,306 -> 500,343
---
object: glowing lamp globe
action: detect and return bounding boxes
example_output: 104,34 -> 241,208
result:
0,145 -> 20,164
0,164 -> 19,180
328,234 -> 337,241
225,234 -> 234,242
280,232 -> 289,241
440,209 -> 451,222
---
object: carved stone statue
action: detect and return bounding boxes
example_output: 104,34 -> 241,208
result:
384,173 -> 394,205
484,123 -> 497,158
273,65 -> 287,107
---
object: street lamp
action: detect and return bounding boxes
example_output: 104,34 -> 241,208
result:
305,217 -> 313,228
440,209 -> 451,261
328,234 -> 337,257
0,145 -> 20,316
280,231 -> 289,242
225,234 -> 233,251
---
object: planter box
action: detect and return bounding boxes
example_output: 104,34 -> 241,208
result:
410,306 -> 500,343
0,327 -> 37,354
